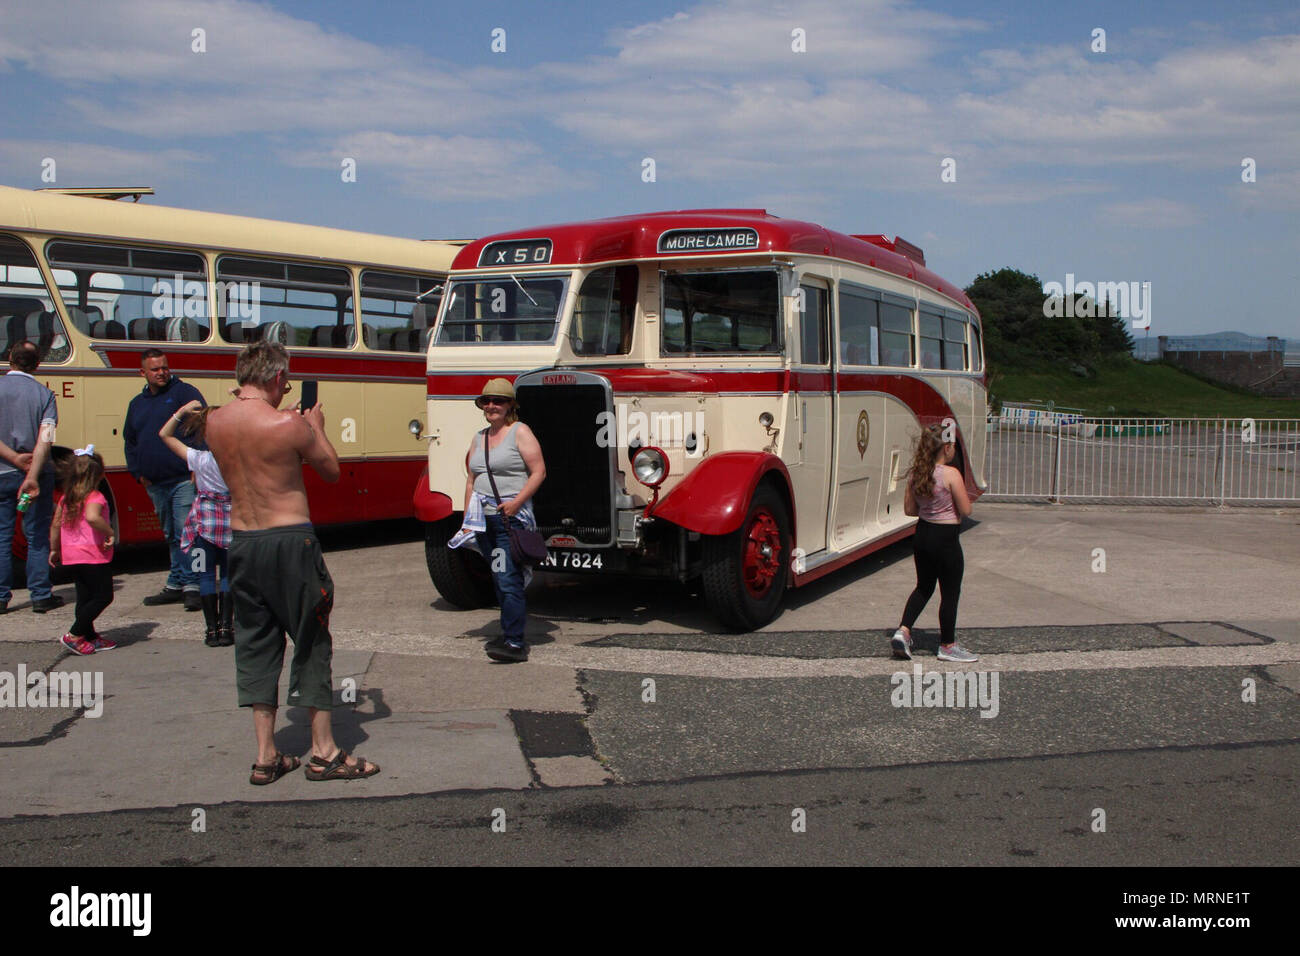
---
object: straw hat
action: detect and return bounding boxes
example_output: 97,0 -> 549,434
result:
476,377 -> 515,406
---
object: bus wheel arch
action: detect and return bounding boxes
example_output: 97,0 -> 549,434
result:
700,477 -> 792,632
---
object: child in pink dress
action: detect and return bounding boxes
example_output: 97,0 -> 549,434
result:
50,446 -> 116,655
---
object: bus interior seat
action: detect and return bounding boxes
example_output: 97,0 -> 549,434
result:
262,321 -> 288,345
90,319 -> 127,339
0,296 -> 44,320
310,324 -> 349,348
23,311 -> 55,351
166,316 -> 204,342
361,324 -> 377,349
128,317 -> 167,341
417,327 -> 432,352
66,305 -> 102,334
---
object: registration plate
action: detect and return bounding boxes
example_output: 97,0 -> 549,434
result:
541,550 -> 605,570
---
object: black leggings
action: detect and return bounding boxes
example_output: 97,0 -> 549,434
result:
69,563 -> 114,638
900,520 -> 963,644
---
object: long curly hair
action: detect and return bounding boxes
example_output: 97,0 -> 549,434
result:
57,451 -> 106,526
907,424 -> 951,498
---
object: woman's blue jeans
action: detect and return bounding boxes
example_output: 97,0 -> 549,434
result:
475,513 -> 527,643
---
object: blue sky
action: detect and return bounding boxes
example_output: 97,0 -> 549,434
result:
2,0 -> 1297,339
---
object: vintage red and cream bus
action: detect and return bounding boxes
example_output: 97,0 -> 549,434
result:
1,185 -> 464,572
416,209 -> 986,630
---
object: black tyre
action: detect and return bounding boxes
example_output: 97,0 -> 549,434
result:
700,482 -> 791,631
424,516 -> 497,609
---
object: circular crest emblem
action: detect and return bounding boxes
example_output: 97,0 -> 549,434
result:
856,410 -> 869,459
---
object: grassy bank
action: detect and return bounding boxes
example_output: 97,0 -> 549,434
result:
989,358 -> 1300,418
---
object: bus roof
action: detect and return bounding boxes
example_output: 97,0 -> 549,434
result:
452,209 -> 976,314
0,185 -> 467,273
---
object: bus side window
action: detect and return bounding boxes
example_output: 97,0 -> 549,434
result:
943,316 -> 967,370
838,285 -> 880,366
879,302 -> 914,367
798,284 -> 829,365
48,241 -> 211,346
572,265 -> 637,356
217,257 -> 351,348
0,235 -> 71,363
356,269 -> 442,353
919,310 -> 943,369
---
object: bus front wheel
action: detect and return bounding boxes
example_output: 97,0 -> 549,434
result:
701,483 -> 790,632
424,517 -> 497,609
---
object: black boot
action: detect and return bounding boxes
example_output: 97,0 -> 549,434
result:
201,594 -> 220,646
217,591 -> 234,646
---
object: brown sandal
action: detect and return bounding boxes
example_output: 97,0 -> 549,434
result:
249,753 -> 301,786
304,749 -> 380,782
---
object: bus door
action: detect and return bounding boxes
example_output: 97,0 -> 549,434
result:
788,279 -> 832,555
828,284 -> 897,551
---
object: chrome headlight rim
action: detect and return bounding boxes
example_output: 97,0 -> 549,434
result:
631,445 -> 669,488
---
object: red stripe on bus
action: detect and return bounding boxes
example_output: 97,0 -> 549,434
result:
429,369 -> 787,395
102,459 -> 425,545
96,347 -> 425,379
428,368 -> 960,419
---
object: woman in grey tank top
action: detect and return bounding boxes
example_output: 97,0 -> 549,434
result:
459,378 -> 546,663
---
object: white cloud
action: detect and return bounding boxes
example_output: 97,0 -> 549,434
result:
279,132 -> 574,202
1,0 -> 1296,213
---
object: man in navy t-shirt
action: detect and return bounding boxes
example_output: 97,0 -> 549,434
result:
123,349 -> 206,610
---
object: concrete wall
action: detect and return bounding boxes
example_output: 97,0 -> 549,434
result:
1157,344 -> 1300,398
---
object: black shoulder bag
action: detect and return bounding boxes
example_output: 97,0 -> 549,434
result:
482,428 -> 548,566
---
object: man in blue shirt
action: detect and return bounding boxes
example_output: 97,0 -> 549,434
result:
123,349 -> 205,610
0,340 -> 62,614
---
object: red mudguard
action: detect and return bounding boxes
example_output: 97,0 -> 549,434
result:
412,467 -> 454,522
649,451 -> 794,537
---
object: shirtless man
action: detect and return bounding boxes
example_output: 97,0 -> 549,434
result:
205,341 -> 379,784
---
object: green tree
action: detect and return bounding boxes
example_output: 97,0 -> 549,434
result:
965,268 -> 1133,372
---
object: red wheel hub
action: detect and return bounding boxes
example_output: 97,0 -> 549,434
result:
741,507 -> 782,597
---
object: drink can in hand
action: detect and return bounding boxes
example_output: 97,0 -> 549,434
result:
16,492 -> 32,513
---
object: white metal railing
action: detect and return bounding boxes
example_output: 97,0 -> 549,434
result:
983,415 -> 1300,504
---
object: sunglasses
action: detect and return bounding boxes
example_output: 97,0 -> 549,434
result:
477,396 -> 510,407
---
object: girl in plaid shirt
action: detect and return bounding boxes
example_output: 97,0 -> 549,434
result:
160,400 -> 232,647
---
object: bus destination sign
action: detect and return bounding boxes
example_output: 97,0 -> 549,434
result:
478,239 -> 553,268
657,228 -> 760,254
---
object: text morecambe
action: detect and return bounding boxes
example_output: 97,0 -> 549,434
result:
660,230 -> 758,252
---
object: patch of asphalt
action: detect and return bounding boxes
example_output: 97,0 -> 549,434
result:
578,664 -> 1300,784
509,711 -> 595,759
0,742 -> 1294,866
576,622 -> 1261,659
0,641 -> 86,747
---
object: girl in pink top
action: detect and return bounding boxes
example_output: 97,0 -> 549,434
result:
892,423 -> 977,663
50,447 -> 116,655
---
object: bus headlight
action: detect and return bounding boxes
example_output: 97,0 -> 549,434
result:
632,446 -> 669,487
409,419 -> 423,437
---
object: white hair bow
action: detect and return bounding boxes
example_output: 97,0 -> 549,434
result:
74,444 -> 96,457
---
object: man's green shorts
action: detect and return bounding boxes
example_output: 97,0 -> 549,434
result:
229,524 -> 335,710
